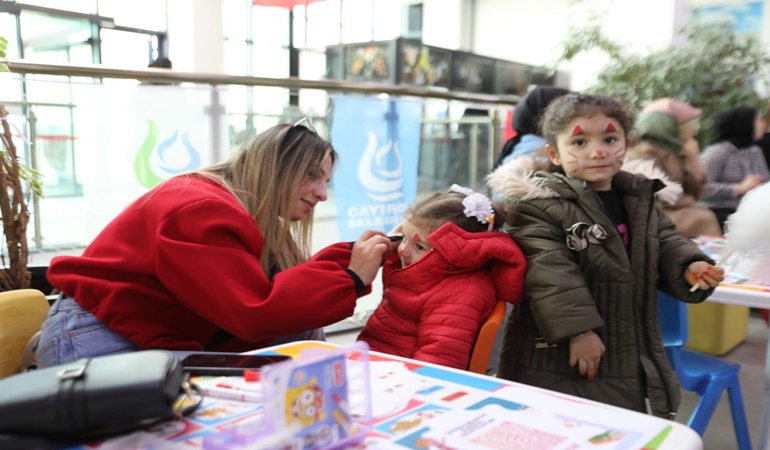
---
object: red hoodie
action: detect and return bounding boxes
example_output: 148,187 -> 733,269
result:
48,176 -> 366,352
358,222 -> 526,369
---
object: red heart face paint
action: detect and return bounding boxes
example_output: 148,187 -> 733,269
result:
398,221 -> 434,267
549,114 -> 627,191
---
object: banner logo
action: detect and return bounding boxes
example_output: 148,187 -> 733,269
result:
358,132 -> 403,202
134,120 -> 201,189
331,98 -> 422,240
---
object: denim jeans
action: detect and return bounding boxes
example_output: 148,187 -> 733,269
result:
35,296 -> 138,369
35,295 -> 327,368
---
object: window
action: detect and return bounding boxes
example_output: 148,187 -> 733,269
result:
19,10 -> 94,64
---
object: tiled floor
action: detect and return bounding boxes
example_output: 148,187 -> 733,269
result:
327,314 -> 769,450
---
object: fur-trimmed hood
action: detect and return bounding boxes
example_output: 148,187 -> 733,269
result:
487,156 -> 683,210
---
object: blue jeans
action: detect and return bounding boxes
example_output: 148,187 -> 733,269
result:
35,296 -> 138,369
36,295 -> 327,368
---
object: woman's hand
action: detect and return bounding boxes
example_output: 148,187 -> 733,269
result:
685,262 -> 725,290
348,230 -> 391,286
569,331 -> 605,381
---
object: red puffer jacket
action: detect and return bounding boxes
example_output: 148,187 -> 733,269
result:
358,222 -> 526,369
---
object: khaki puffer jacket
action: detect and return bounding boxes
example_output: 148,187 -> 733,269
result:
487,157 -> 715,418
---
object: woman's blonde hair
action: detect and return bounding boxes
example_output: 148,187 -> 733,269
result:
196,123 -> 336,278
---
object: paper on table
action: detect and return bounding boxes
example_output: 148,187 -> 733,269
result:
350,361 -> 427,419
410,386 -> 674,450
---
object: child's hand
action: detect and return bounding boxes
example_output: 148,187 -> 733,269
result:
685,262 -> 725,290
569,331 -> 605,381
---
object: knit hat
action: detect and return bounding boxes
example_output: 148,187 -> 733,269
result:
642,98 -> 701,125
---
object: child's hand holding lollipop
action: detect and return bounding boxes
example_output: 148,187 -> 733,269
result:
686,262 -> 725,291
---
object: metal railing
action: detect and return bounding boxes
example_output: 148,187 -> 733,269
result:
7,61 -> 521,106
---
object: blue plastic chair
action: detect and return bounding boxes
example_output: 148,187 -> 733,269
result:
657,291 -> 752,450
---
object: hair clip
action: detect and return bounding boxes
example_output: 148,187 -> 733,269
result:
449,184 -> 495,231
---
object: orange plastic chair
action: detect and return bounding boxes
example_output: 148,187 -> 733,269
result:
0,289 -> 49,379
468,299 -> 507,374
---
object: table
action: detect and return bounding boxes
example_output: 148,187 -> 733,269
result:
81,341 -> 701,450
707,284 -> 770,450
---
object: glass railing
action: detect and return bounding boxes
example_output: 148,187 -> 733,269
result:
3,61 -> 518,330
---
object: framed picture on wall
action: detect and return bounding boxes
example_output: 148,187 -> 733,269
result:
530,69 -> 556,87
494,61 -> 531,96
344,41 -> 396,84
399,40 -> 451,88
450,52 -> 496,94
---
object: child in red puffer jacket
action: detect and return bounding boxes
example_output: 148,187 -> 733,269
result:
357,185 -> 527,370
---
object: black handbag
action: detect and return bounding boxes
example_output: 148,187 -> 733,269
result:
0,350 -> 202,446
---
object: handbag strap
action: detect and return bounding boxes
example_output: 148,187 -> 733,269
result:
56,358 -> 92,432
175,381 -> 205,418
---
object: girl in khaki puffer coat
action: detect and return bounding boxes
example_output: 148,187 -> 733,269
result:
488,93 -> 724,419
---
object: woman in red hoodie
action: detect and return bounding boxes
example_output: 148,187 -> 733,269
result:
36,120 -> 393,368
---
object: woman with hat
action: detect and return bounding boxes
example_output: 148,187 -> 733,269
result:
628,98 -> 722,237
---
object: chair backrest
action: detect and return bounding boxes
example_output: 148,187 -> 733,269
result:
657,291 -> 689,347
468,299 -> 507,374
0,289 -> 49,379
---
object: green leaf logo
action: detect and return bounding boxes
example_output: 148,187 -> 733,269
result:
133,120 -> 164,189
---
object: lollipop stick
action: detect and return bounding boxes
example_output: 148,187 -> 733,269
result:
689,248 -> 733,292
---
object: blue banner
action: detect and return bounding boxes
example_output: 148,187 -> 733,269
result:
330,97 -> 422,241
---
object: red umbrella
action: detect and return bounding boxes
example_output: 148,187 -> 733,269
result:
252,0 -> 325,8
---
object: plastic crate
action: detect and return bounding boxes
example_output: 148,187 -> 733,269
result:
685,302 -> 749,356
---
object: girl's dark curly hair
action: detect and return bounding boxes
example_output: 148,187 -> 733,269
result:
539,93 -> 635,148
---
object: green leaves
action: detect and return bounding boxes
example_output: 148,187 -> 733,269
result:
557,22 -> 770,146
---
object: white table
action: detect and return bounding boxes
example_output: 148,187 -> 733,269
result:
256,341 -> 702,450
71,340 -> 702,449
708,285 -> 770,450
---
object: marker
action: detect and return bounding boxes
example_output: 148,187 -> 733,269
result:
388,235 -> 404,242
203,385 -> 262,403
215,381 -> 263,394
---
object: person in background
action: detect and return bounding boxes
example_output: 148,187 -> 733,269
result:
149,57 -> 172,69
627,98 -> 721,237
142,57 -> 174,85
495,86 -> 571,167
36,121 -> 394,368
700,106 -> 770,232
357,185 -> 527,370
487,93 -> 723,418
753,106 -> 770,172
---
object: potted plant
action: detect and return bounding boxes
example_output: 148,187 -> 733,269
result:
555,22 -> 770,146
0,34 -> 43,291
